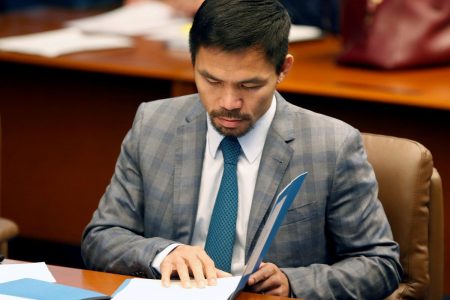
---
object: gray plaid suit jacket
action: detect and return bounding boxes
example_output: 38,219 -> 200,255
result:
81,92 -> 401,299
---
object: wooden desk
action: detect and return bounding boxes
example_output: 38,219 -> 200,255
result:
52,263 -> 291,300
0,8 -> 449,295
3,260 -> 290,299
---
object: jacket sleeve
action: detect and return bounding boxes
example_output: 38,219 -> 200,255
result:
81,103 -> 175,279
283,129 -> 402,299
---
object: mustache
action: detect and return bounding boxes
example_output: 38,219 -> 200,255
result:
209,109 -> 251,121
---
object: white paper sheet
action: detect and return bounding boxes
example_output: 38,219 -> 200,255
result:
66,1 -> 186,36
0,262 -> 55,284
0,27 -> 132,57
144,23 -> 322,52
289,25 -> 323,42
112,276 -> 241,300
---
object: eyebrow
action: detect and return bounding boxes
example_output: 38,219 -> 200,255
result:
198,69 -> 268,85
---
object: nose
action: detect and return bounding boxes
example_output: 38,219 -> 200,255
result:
220,87 -> 242,111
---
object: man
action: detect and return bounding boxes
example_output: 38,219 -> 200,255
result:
81,0 -> 402,298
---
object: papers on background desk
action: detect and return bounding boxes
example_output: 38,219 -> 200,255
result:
289,25 -> 323,42
0,28 -> 132,57
0,262 -> 55,283
65,1 -> 322,51
66,1 -> 185,36
0,0 -> 323,57
142,23 -> 323,51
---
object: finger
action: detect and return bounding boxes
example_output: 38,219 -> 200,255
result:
216,269 -> 232,278
203,264 -> 218,286
189,259 -> 207,288
249,276 -> 278,293
160,261 -> 173,288
196,249 -> 218,285
176,259 -> 192,288
250,267 -> 290,297
248,263 -> 276,286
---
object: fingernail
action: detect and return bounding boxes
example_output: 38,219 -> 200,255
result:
208,278 -> 217,286
197,280 -> 206,288
183,281 -> 192,289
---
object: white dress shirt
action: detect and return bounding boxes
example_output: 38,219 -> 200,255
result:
152,95 -> 276,275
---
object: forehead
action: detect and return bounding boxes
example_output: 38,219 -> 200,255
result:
195,47 -> 277,77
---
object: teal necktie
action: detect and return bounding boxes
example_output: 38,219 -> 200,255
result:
205,136 -> 241,273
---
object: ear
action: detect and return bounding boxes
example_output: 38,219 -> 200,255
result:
277,54 -> 294,83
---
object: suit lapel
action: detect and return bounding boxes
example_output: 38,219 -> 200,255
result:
173,99 -> 207,244
245,93 -> 295,259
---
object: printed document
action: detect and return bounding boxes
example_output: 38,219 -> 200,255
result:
0,262 -> 55,284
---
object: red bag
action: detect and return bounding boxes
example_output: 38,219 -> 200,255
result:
337,0 -> 450,69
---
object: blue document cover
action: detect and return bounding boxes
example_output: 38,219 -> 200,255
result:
0,278 -> 110,299
229,171 -> 308,299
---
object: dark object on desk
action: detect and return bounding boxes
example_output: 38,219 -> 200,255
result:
337,0 -> 450,69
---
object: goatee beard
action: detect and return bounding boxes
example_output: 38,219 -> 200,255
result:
209,108 -> 253,137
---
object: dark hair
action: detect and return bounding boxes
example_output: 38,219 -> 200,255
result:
189,0 -> 291,74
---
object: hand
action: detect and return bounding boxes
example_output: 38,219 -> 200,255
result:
247,262 -> 291,297
160,245 -> 231,288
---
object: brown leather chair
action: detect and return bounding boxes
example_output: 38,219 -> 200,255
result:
362,133 -> 444,300
0,116 -> 19,256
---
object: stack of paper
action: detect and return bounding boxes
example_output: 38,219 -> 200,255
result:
0,28 -> 132,57
66,1 -> 185,36
0,262 -> 55,283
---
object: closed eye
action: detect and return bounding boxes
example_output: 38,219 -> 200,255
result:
206,77 -> 221,85
240,83 -> 262,90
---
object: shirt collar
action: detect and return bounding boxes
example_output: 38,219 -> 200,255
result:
206,95 -> 276,163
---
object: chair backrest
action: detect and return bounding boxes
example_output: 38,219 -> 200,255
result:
361,133 -> 444,300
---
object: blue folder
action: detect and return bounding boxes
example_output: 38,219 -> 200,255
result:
229,171 -> 308,299
0,278 -> 110,300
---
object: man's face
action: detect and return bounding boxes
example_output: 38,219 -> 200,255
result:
194,46 -> 291,137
